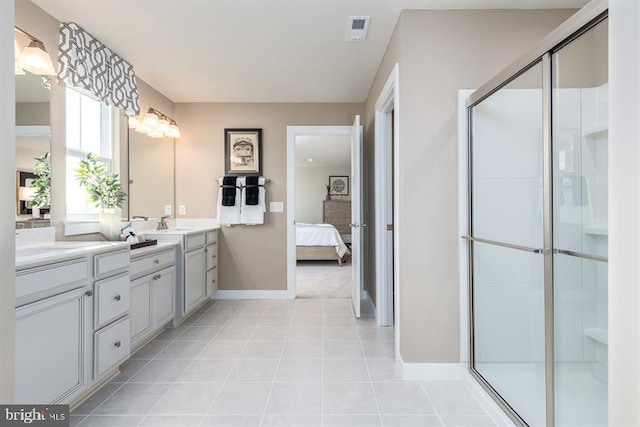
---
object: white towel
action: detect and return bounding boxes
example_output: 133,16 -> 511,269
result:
239,176 -> 266,225
216,177 -> 241,225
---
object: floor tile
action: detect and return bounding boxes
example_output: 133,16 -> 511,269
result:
362,340 -> 395,358
175,326 -> 220,341
324,340 -> 364,358
323,383 -> 378,414
323,414 -> 382,426
131,340 -> 169,359
213,326 -> 256,340
201,414 -> 262,426
73,383 -> 122,415
288,325 -> 323,340
325,306 -> 354,316
199,340 -> 247,358
324,326 -> 359,340
226,315 -> 262,327
262,414 -> 321,426
93,383 -> 171,415
251,326 -> 289,340
129,359 -> 191,383
422,383 -> 486,415
373,383 -> 435,414
150,382 -> 221,415
240,340 -> 284,358
156,341 -> 208,359
265,383 -> 322,414
291,315 -> 323,326
153,327 -> 187,341
381,414 -> 443,426
275,359 -> 322,382
178,359 -> 235,382
324,315 -> 356,326
77,415 -> 144,426
282,340 -> 323,358
366,359 -> 403,382
358,326 -> 394,341
110,359 -> 150,383
260,315 -> 293,327
193,314 -> 232,327
208,383 -> 271,414
139,415 -> 204,426
323,359 -> 369,382
265,305 -> 296,316
69,415 -> 85,427
227,358 -> 279,382
439,415 -> 497,426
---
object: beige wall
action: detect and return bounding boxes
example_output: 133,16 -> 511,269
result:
296,165 -> 350,224
16,102 -> 49,125
174,103 -> 362,291
1,0 -> 15,403
364,9 -> 576,364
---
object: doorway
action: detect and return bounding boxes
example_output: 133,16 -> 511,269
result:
286,124 -> 364,317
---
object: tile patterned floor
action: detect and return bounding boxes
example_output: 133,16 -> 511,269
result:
71,299 -> 496,427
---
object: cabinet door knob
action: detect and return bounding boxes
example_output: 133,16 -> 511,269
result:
154,259 -> 160,264
114,295 -> 122,301
85,290 -> 93,297
155,274 -> 162,280
114,341 -> 122,348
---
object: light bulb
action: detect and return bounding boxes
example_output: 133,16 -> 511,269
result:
142,110 -> 159,128
128,115 -> 140,129
158,118 -> 170,134
18,40 -> 56,75
167,124 -> 181,138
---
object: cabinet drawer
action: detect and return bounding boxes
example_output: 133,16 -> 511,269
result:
205,244 -> 218,271
205,230 -> 217,245
16,258 -> 87,304
185,233 -> 206,251
95,272 -> 130,329
94,317 -> 130,379
206,267 -> 218,297
130,249 -> 175,278
94,250 -> 129,278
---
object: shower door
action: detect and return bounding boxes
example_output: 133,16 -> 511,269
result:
466,8 -> 608,427
469,61 -> 547,426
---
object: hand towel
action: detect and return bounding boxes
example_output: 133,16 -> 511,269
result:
221,176 -> 238,206
240,176 -> 266,225
245,175 -> 260,205
217,177 -> 241,225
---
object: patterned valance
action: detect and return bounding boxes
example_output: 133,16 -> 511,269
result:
58,22 -> 140,116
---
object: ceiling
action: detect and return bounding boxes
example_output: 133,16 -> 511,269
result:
296,135 -> 351,167
33,0 -> 588,103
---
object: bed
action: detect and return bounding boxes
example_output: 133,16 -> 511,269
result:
296,223 -> 351,266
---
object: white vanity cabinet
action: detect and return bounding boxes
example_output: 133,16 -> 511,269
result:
144,228 -> 217,325
15,283 -> 91,404
205,230 -> 219,296
129,245 -> 177,349
91,249 -> 131,380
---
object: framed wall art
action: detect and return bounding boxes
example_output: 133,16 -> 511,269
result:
328,175 -> 349,196
224,128 -> 263,175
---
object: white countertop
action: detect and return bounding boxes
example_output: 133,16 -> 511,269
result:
130,241 -> 179,258
16,241 -> 129,270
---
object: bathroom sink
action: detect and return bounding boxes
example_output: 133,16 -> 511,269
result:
16,247 -> 67,256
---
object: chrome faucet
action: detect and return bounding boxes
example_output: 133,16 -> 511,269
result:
157,215 -> 170,230
132,215 -> 149,220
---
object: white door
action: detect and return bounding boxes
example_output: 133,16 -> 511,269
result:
351,115 -> 364,317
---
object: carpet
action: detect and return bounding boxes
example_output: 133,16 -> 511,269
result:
296,259 -> 352,299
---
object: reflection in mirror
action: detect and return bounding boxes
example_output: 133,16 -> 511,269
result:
128,129 -> 174,220
16,73 -> 51,227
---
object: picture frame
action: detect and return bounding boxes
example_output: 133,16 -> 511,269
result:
224,128 -> 263,175
328,175 -> 349,196
16,170 -> 50,215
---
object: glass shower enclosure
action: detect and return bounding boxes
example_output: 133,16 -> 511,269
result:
464,4 -> 608,426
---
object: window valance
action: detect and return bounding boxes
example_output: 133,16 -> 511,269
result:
58,22 -> 140,116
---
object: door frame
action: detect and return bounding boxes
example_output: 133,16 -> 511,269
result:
286,125 -> 355,298
374,64 -> 400,338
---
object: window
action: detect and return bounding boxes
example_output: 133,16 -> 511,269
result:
65,87 -> 118,219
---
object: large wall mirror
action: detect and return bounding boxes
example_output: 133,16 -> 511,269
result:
16,73 -> 51,222
127,129 -> 175,220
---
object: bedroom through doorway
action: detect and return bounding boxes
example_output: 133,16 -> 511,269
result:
294,132 -> 353,299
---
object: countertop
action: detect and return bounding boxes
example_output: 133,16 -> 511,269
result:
130,241 -> 179,258
16,241 -> 129,270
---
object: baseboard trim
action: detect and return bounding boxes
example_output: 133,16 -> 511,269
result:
461,366 -> 515,426
402,362 -> 462,381
214,290 -> 294,300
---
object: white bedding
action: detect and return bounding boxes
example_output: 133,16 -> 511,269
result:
296,223 -> 350,258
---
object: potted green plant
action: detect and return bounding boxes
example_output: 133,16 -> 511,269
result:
29,152 -> 51,218
75,153 -> 127,240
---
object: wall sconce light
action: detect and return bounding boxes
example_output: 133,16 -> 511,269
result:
14,27 -> 56,76
128,108 -> 182,139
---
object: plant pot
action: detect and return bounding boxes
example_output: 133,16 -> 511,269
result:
99,208 -> 121,241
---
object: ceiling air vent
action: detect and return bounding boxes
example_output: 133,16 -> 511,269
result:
347,16 -> 370,42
